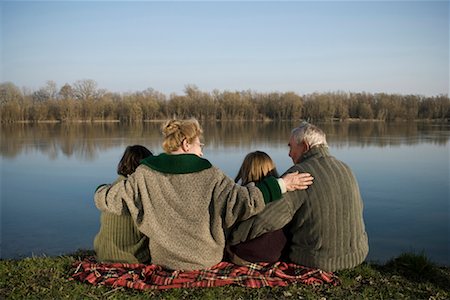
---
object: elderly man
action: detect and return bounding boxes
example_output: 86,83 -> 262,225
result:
229,122 -> 369,272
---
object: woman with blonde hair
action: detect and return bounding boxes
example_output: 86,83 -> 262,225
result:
95,118 -> 313,271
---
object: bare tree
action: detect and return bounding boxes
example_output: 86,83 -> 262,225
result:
59,83 -> 74,100
0,82 -> 23,105
73,79 -> 98,100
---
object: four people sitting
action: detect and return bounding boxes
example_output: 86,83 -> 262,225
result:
94,119 -> 368,272
94,118 -> 313,270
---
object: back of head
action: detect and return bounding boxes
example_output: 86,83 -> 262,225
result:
117,145 -> 153,176
291,122 -> 327,148
161,118 -> 203,153
235,151 -> 279,185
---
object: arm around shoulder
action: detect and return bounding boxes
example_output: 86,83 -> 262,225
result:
94,175 -> 137,215
229,191 -> 304,245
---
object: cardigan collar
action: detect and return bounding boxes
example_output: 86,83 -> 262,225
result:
141,153 -> 212,174
302,144 -> 330,161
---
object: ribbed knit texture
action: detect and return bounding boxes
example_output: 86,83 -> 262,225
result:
95,154 -> 283,271
94,212 -> 150,263
230,145 -> 369,272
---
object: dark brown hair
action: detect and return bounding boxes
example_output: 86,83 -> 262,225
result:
117,145 -> 153,176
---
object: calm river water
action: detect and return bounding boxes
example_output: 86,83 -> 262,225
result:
1,121 -> 449,266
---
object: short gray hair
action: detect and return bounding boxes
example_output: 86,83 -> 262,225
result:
291,122 -> 328,148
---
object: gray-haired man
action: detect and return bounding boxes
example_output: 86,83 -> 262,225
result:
229,122 -> 369,272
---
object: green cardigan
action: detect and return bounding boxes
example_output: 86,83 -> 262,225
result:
95,153 -> 282,270
229,145 -> 369,272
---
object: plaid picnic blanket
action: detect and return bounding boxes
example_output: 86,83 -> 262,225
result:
70,257 -> 340,290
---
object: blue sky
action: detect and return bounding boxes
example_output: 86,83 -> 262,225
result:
2,1 -> 449,96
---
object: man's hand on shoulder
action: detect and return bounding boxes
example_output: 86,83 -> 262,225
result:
282,171 -> 314,191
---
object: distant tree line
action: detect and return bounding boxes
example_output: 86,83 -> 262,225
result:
1,80 -> 449,123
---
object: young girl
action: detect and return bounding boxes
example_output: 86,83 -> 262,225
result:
228,151 -> 288,264
94,145 -> 152,263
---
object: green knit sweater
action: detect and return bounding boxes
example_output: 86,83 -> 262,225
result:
94,175 -> 150,263
94,153 -> 282,270
94,212 -> 150,263
229,145 -> 369,272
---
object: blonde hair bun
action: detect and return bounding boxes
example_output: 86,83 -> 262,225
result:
161,118 -> 203,153
162,119 -> 182,137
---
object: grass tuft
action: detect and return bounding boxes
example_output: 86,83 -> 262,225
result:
385,252 -> 435,277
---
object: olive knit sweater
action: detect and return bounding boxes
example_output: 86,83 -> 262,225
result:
94,212 -> 150,263
94,175 -> 150,263
229,145 -> 369,272
94,153 -> 282,271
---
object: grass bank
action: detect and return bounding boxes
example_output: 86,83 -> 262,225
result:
1,250 -> 449,299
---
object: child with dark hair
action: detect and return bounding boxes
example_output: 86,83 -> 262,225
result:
228,151 -> 287,264
94,145 -> 152,263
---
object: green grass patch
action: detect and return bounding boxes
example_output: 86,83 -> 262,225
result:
1,251 -> 448,299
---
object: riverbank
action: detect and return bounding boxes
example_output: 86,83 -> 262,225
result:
1,251 -> 449,299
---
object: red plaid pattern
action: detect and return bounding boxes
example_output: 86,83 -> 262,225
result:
70,257 -> 340,290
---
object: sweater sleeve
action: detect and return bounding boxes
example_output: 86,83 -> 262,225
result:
210,170 -> 261,228
255,176 -> 283,204
228,191 -> 305,245
94,174 -> 139,216
212,168 -> 284,229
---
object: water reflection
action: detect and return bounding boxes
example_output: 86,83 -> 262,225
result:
1,122 -> 448,159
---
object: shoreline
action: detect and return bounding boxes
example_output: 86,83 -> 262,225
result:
2,248 -> 449,267
1,251 -> 449,269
